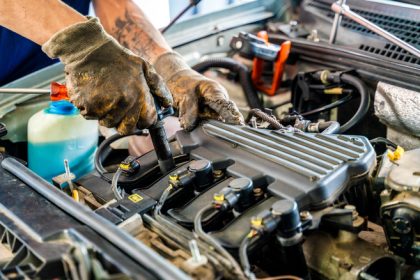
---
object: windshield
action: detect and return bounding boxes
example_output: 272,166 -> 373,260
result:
137,0 -> 257,28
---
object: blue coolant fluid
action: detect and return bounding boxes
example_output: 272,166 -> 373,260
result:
28,100 -> 98,182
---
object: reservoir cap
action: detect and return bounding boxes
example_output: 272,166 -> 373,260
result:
45,100 -> 79,115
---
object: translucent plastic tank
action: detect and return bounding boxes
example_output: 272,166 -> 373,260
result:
28,100 -> 98,182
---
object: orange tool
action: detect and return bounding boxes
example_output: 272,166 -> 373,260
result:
251,31 -> 291,96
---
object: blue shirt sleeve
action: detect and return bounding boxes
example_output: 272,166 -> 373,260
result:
0,0 -> 91,86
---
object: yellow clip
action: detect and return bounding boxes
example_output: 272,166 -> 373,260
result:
119,163 -> 130,171
251,216 -> 263,228
387,146 -> 404,161
213,193 -> 225,202
169,173 -> 179,182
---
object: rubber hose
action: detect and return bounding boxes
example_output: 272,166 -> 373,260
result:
192,58 -> 263,109
1,157 -> 188,280
339,74 -> 370,133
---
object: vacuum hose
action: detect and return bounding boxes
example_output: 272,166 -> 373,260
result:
193,58 -> 262,110
339,73 -> 370,133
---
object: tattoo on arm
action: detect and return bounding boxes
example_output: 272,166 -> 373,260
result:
111,8 -> 170,63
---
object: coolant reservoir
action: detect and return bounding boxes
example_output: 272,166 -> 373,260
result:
28,100 -> 98,182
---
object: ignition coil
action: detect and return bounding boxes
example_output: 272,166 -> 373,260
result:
188,160 -> 213,191
168,159 -> 214,191
212,177 -> 254,212
154,159 -> 215,218
240,200 -> 310,280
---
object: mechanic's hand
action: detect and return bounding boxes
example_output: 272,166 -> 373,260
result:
154,52 -> 244,131
42,18 -> 172,135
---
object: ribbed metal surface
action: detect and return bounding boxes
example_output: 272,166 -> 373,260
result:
203,122 -> 367,181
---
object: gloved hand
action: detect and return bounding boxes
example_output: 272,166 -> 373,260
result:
42,18 -> 172,135
154,52 -> 244,130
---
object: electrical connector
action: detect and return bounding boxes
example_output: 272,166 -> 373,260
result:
119,156 -> 141,175
211,178 -> 255,211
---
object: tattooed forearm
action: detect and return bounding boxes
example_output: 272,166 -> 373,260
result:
93,0 -> 171,63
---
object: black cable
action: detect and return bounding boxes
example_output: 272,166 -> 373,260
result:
339,74 -> 370,133
369,137 -> 398,149
94,130 -> 146,183
1,157 -> 188,280
269,100 -> 291,110
194,205 -> 246,279
304,72 -> 370,133
193,58 -> 263,110
300,94 -> 352,117
161,0 -> 202,34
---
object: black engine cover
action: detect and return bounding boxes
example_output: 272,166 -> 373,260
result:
175,121 -> 375,209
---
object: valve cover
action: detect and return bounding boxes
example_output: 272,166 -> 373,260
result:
175,121 -> 376,209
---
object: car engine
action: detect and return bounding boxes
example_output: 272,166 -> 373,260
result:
0,0 -> 419,279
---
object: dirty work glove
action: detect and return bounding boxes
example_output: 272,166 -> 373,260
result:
154,52 -> 244,130
42,18 -> 172,135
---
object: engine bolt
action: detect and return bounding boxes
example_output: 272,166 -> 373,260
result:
213,170 -> 223,179
253,187 -> 263,197
300,211 -> 311,220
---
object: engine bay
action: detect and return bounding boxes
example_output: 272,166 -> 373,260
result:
0,0 -> 419,279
